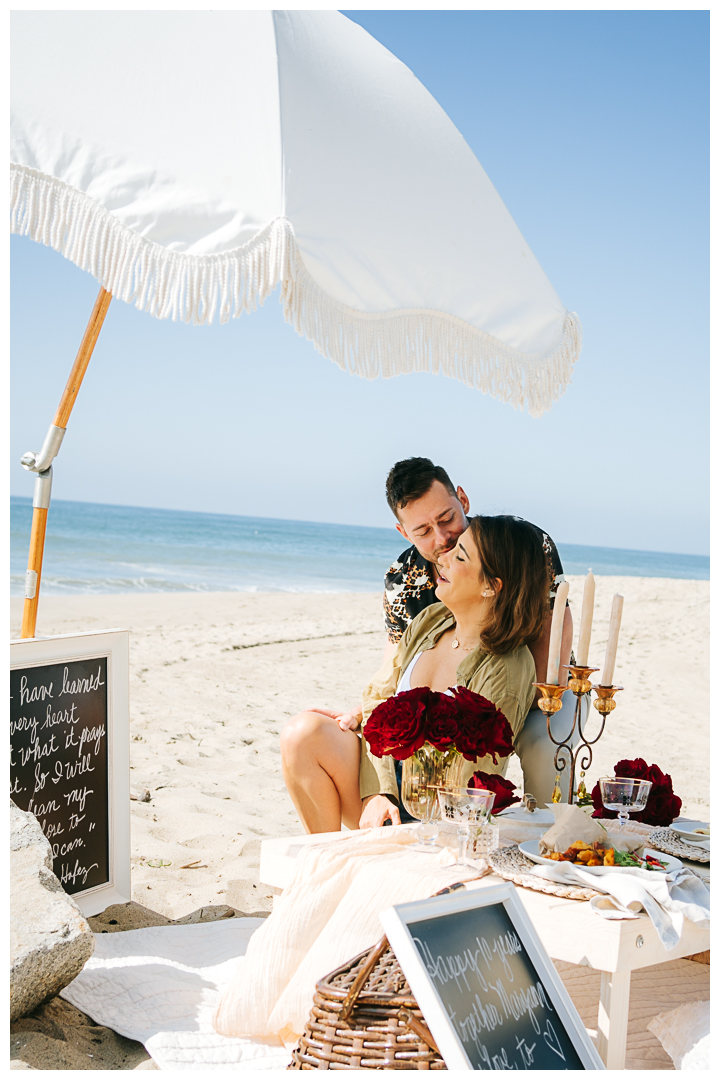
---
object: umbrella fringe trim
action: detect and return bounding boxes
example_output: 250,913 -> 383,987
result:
282,249 -> 580,418
11,163 -> 579,416
10,164 -> 288,324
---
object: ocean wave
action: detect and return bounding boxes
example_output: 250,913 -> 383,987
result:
9,573 -> 378,596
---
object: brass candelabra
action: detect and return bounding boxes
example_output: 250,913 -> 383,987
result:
533,666 -> 623,804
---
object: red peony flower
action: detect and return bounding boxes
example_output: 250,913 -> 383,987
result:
590,757 -> 682,826
364,687 -> 438,760
451,687 -> 514,763
468,771 -> 521,813
423,693 -> 460,751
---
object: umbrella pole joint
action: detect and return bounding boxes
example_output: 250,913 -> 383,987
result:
21,424 -> 66,474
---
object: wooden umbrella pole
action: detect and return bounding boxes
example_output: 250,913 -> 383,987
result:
53,287 -> 113,429
20,287 -> 112,639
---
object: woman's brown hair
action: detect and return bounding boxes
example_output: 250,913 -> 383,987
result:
467,515 -> 550,655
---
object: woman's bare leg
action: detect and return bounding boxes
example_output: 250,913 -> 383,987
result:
280,711 -> 363,833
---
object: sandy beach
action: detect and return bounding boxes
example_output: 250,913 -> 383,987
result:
11,574 -> 708,920
10,574 -> 709,921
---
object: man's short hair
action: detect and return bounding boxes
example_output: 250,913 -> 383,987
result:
385,457 -> 457,517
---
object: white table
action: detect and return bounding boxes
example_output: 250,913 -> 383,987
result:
259,830 -> 710,1069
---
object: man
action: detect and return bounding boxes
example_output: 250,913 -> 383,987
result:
356,457 -> 573,826
381,457 -> 572,686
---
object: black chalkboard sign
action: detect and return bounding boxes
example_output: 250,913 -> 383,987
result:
10,657 -> 109,894
382,883 -> 603,1070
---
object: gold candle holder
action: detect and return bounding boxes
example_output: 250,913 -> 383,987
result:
535,669 -> 617,806
592,685 -> 624,716
533,682 -> 569,716
564,664 -> 599,696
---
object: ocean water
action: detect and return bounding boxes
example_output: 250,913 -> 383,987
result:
10,496 -> 709,596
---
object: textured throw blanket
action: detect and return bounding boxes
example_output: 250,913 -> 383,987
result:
213,825 -> 480,1046
60,920 -> 290,1069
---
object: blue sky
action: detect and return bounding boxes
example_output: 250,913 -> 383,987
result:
10,8 -> 709,555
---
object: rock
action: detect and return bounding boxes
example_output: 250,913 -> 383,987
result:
129,789 -> 151,803
88,902 -> 173,934
173,904 -> 238,924
10,996 -> 151,1070
88,900 -> 269,932
10,803 -> 94,1021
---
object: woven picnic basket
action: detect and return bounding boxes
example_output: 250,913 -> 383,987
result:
288,933 -> 445,1070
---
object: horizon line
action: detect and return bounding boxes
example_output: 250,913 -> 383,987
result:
10,493 -> 710,563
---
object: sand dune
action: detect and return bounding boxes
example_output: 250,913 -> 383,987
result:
10,575 -> 708,919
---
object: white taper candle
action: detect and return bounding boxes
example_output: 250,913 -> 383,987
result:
546,580 -> 569,684
600,594 -> 624,685
576,570 -> 596,666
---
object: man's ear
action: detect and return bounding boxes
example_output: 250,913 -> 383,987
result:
456,486 -> 470,514
395,522 -> 410,541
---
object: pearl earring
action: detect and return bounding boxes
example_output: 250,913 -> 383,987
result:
482,590 -> 493,597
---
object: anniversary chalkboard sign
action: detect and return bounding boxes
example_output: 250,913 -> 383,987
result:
382,883 -> 603,1071
10,629 -> 131,916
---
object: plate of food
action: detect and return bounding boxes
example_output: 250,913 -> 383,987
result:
519,839 -> 681,875
671,821 -> 710,843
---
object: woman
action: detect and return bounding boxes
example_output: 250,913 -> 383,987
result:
280,515 -> 549,832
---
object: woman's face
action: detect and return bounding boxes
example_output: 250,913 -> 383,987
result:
434,527 -> 489,607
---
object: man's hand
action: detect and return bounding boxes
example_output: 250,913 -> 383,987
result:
360,794 -> 401,828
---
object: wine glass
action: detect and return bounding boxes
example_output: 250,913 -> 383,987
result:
437,787 -> 496,865
599,777 -> 652,828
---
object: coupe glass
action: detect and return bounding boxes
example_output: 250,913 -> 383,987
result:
599,777 -> 652,828
437,787 -> 496,866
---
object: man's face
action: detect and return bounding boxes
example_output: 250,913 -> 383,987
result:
395,480 -> 470,566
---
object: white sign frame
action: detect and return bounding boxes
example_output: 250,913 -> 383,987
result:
10,629 -> 131,917
381,882 -> 604,1071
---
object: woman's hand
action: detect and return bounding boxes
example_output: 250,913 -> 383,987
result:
308,707 -> 362,731
359,794 -> 401,828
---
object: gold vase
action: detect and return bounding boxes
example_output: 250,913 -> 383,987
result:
401,745 -> 460,841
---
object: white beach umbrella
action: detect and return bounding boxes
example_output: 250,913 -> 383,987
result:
11,9 -> 581,637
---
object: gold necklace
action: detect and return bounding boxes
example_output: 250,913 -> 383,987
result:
451,637 -> 480,651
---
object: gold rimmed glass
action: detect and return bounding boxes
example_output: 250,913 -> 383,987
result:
599,777 -> 652,828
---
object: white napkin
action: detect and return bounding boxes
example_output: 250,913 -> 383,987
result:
527,862 -> 710,949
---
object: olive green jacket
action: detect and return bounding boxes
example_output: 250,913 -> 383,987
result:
358,603 -> 536,802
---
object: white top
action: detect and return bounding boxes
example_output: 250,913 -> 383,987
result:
396,652 -> 423,694
397,651 -> 456,696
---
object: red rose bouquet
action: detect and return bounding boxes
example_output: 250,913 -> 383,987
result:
364,686 -> 514,763
468,771 -> 522,813
590,758 -> 682,826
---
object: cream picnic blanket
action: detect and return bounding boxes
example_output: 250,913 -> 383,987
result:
213,825 -> 480,1046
